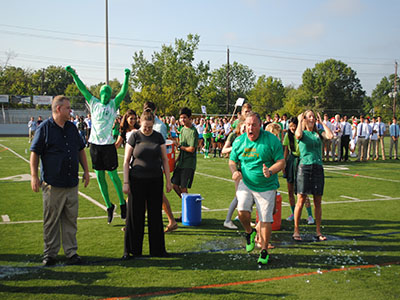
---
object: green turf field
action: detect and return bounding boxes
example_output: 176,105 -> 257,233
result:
0,137 -> 399,300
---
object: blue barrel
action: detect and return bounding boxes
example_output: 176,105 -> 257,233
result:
182,193 -> 203,226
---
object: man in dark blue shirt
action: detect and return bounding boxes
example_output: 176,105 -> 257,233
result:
30,95 -> 90,266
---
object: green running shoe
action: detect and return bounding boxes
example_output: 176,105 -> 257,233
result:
257,249 -> 269,265
245,229 -> 257,252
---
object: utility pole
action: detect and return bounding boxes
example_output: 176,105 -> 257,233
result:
394,61 -> 397,118
41,68 -> 45,95
226,47 -> 230,113
105,0 -> 109,85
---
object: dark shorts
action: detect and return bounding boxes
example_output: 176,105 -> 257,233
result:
90,144 -> 118,171
171,168 -> 195,189
284,153 -> 299,184
296,164 -> 324,196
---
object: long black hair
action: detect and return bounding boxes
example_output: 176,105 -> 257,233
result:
288,117 -> 298,153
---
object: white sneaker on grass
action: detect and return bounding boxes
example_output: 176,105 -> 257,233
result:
286,214 -> 294,221
223,221 -> 238,229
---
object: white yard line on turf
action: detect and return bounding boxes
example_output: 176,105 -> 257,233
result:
78,191 -> 107,211
3,197 -> 400,225
340,195 -> 360,200
2,197 -> 400,225
0,144 -> 30,163
372,193 -> 392,199
195,171 -> 289,195
322,197 -> 400,205
1,143 -> 106,211
324,169 -> 400,183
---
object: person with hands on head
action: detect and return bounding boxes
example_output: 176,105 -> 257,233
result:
30,95 -> 90,266
66,66 -> 130,224
229,112 -> 285,265
122,109 -> 172,259
293,111 -> 333,242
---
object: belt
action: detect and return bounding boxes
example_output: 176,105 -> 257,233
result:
358,136 -> 365,138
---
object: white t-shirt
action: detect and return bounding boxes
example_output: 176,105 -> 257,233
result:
88,96 -> 117,145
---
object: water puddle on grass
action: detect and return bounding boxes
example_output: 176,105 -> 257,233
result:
200,236 -> 243,253
0,265 -> 39,279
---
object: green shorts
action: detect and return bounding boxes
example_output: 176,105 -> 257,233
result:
171,167 -> 195,189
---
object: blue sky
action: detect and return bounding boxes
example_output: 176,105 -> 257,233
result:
1,0 -> 399,96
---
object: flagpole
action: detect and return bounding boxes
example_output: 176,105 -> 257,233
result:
105,0 -> 109,85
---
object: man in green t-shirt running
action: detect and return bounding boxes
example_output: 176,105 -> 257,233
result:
171,107 -> 199,222
229,112 -> 285,265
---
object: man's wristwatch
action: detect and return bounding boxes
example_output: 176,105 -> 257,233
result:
269,170 -> 273,177
177,145 -> 182,150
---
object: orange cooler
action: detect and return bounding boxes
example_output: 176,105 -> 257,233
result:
271,192 -> 282,231
165,139 -> 175,172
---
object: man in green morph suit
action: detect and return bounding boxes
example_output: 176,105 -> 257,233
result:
66,66 -> 130,224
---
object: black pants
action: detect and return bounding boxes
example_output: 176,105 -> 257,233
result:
124,176 -> 166,256
341,135 -> 350,161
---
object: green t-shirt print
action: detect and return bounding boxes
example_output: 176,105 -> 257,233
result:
230,130 -> 284,192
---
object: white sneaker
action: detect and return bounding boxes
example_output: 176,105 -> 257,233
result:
223,221 -> 238,230
286,214 -> 294,221
307,216 -> 315,225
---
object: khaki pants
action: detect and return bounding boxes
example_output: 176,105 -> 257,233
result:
323,139 -> 331,161
29,129 -> 35,142
42,182 -> 79,259
377,136 -> 386,159
390,138 -> 398,159
357,137 -> 368,161
367,139 -> 378,160
331,136 -> 341,160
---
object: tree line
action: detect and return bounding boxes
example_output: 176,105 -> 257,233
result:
0,34 -> 398,121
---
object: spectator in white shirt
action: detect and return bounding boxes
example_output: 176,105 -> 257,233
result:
356,115 -> 371,162
377,116 -> 386,160
322,114 -> 333,161
367,117 -> 379,160
340,115 -> 352,161
331,114 -> 342,161
28,116 -> 37,143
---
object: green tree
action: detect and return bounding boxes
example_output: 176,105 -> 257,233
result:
277,85 -> 309,118
130,34 -> 210,116
31,66 -> 73,96
247,75 -> 285,117
0,66 -> 33,95
64,83 -> 85,108
370,74 -> 400,122
211,62 -> 255,113
301,59 -> 365,116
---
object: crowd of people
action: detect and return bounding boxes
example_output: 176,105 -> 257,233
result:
29,67 -> 399,266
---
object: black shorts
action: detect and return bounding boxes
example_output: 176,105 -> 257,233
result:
171,168 -> 195,189
284,153 -> 299,184
296,164 -> 324,196
90,144 -> 118,171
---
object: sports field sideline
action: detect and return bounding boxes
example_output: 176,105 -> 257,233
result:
0,137 -> 399,300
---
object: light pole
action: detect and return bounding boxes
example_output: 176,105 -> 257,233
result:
105,0 -> 109,85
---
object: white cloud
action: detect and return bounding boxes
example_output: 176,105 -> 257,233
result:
268,22 -> 325,47
241,0 -> 259,8
324,0 -> 363,17
223,32 -> 238,44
